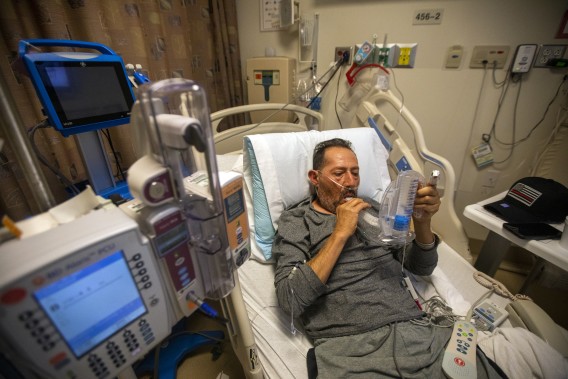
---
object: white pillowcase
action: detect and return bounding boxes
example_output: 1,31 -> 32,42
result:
243,128 -> 391,261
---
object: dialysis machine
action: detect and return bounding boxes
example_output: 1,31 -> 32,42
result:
1,40 -> 256,378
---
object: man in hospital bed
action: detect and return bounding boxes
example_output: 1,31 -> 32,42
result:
272,138 -> 503,378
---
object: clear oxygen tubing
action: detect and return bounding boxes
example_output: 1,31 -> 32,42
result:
317,171 -> 359,194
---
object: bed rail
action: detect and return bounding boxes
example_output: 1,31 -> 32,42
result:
211,103 -> 324,154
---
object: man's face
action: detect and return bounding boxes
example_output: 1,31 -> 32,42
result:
313,146 -> 360,213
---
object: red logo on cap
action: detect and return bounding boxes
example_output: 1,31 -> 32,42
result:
508,183 -> 541,207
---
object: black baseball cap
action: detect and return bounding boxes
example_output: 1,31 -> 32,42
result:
483,177 -> 568,224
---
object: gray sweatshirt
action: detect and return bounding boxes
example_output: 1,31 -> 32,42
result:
272,197 -> 438,340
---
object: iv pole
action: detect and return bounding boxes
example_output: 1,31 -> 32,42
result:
0,69 -> 55,213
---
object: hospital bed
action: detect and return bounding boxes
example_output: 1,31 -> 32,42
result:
210,91 -> 568,378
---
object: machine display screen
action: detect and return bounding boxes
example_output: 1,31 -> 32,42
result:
224,190 -> 245,223
34,251 -> 146,358
35,61 -> 134,134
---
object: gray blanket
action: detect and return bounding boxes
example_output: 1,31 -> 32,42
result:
313,321 -> 503,378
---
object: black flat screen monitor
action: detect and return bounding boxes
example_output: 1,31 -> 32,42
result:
32,60 -> 135,136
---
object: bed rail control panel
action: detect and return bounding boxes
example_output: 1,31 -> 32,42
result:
0,208 -> 172,379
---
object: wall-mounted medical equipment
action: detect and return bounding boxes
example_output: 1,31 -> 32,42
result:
280,0 -> 299,28
511,44 -> 538,74
18,39 -> 136,199
246,57 -> 296,123
0,204 -> 172,379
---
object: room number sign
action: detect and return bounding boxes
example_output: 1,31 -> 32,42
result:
413,9 -> 444,25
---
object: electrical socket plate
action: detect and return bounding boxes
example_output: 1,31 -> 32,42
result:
534,44 -> 567,68
392,43 -> 417,68
470,45 -> 510,68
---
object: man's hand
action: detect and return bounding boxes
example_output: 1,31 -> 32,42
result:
413,185 -> 441,223
411,184 -> 441,246
334,198 -> 370,238
308,198 -> 370,284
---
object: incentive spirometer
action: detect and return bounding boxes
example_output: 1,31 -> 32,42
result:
2,40 -> 251,377
376,170 -> 422,245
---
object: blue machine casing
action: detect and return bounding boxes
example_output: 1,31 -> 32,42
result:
18,39 -> 136,137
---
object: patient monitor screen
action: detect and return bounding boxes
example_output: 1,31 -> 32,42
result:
33,251 -> 147,358
36,61 -> 134,132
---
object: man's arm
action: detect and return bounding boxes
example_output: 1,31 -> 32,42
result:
401,184 -> 441,276
307,198 -> 368,283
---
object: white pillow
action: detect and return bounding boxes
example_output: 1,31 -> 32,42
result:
243,128 -> 391,261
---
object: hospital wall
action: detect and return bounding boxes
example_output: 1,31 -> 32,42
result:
236,0 -> 568,240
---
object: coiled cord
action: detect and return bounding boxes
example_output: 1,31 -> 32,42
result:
473,271 -> 532,302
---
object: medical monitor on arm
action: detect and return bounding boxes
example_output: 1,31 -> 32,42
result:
19,39 -> 135,137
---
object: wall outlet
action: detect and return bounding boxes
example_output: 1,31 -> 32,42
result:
481,170 -> 500,188
470,45 -> 510,68
480,169 -> 500,195
534,44 -> 567,68
392,43 -> 417,68
334,46 -> 353,65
